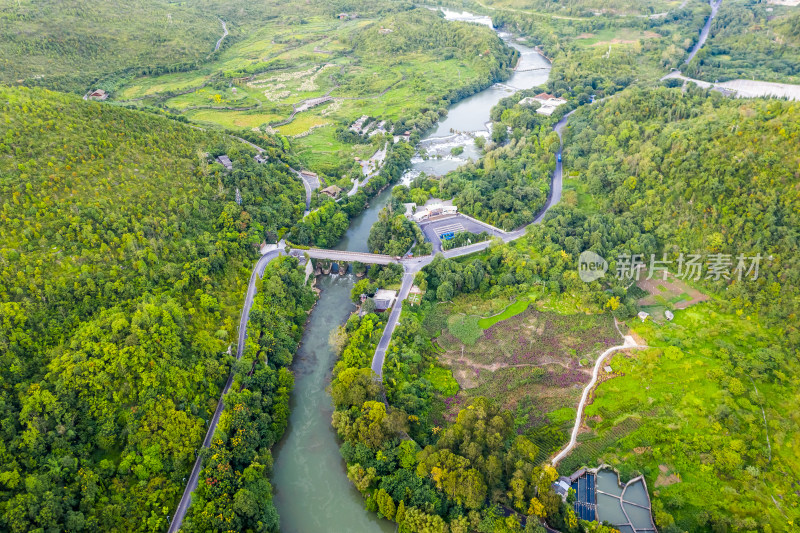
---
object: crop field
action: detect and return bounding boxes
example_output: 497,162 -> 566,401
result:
185,108 -> 283,130
636,273 -> 709,319
431,296 -> 620,460
574,28 -> 663,47
100,7 -> 514,172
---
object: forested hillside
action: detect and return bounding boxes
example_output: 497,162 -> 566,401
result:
0,87 -> 305,531
0,0 -> 225,92
184,256 -> 315,532
565,86 -> 800,324
685,1 -> 800,83
554,86 -> 800,531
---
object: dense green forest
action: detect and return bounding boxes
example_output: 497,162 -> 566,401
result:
564,86 -> 800,325
685,1 -> 800,83
437,95 -> 561,230
5,0 -> 800,531
0,0 -> 421,94
0,0 -> 224,93
0,87 -> 306,531
465,0 -> 681,17
367,206 -> 426,256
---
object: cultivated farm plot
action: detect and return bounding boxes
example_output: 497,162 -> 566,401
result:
435,307 -> 620,431
637,272 -> 708,315
108,9 -> 503,171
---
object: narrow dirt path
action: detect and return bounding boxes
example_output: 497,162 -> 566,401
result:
551,335 -> 647,465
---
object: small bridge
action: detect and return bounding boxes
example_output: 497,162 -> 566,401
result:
515,66 -> 549,73
294,248 -> 401,266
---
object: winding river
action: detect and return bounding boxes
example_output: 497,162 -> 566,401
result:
271,9 -> 552,531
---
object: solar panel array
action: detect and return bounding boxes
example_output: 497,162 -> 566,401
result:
570,472 -> 596,521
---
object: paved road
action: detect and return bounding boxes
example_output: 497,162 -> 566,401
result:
369,109 -> 572,376
168,249 -> 284,532
348,145 -> 387,197
371,272 -> 415,375
685,0 -> 722,64
214,20 -> 228,52
289,168 -> 318,214
228,135 -> 318,213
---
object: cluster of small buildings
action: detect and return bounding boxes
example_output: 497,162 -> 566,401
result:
404,201 -> 458,223
349,116 -> 389,137
215,153 -> 269,170
337,12 -> 357,20
520,92 -> 568,116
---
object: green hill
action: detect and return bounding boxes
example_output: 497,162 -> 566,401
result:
0,86 -> 305,531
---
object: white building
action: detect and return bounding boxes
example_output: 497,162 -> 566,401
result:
520,92 -> 568,116
412,209 -> 430,223
373,289 -> 397,311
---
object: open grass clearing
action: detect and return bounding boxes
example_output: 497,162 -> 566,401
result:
432,297 -> 622,463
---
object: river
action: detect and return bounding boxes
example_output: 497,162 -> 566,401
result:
271,8 -> 552,531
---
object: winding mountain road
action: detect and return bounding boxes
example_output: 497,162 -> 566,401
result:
369,109 -> 571,377
214,20 -> 228,52
685,0 -> 722,64
168,249 -> 283,532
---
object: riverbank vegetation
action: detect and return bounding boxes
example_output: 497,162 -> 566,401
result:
367,207 -> 429,256
437,99 -> 560,230
0,87 -> 306,531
